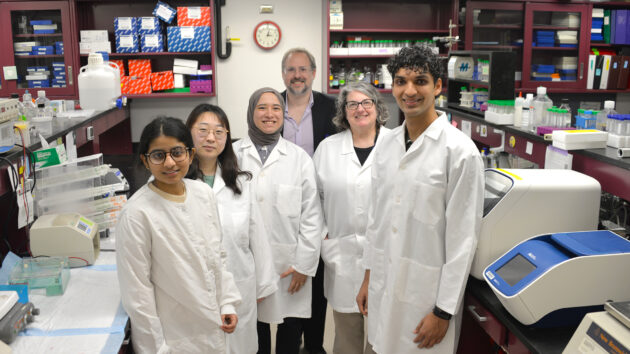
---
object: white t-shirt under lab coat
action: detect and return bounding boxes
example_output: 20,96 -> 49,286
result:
366,112 -> 484,354
116,179 -> 242,354
233,136 -> 325,324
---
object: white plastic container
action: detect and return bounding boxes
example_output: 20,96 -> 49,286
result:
32,116 -> 53,136
514,93 -> 525,127
78,53 -> 121,110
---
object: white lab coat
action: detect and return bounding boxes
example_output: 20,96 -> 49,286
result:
367,112 -> 484,354
313,128 -> 390,313
210,167 -> 279,354
116,179 -> 242,354
233,136 -> 325,324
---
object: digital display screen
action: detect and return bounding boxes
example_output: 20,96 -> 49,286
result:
496,254 -> 536,286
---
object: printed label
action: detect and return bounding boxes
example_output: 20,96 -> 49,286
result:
181,27 -> 195,39
141,17 -> 155,30
118,17 -> 133,30
120,35 -> 134,47
188,7 -> 202,19
145,34 -> 159,47
156,5 -> 173,20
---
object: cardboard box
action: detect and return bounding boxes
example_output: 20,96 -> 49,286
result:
110,59 -> 125,78
190,79 -> 212,93
153,1 -> 176,24
79,41 -> 112,54
150,71 -> 175,91
121,76 -> 129,94
329,0 -> 343,13
177,7 -> 211,27
80,30 -> 109,42
114,17 -> 138,35
141,33 -> 165,52
34,145 -> 67,169
174,73 -> 185,88
330,13 -> 343,30
167,26 -> 211,52
128,59 -> 151,77
173,66 -> 198,75
138,17 -> 163,35
115,34 -> 138,53
127,76 -> 152,94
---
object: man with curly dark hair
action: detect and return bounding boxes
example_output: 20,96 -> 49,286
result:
356,45 -> 484,353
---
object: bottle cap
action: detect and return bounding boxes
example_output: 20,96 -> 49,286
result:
604,100 -> 615,110
37,90 -> 45,98
537,86 -> 547,95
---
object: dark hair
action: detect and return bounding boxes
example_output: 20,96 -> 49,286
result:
138,116 -> 194,162
386,45 -> 443,84
185,104 -> 251,195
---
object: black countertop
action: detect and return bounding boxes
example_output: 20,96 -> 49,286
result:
467,277 -> 578,354
442,105 -> 630,172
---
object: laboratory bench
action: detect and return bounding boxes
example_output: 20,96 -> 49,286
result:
442,105 -> 630,202
461,277 -> 578,354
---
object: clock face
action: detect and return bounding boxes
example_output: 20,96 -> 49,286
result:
254,21 -> 281,50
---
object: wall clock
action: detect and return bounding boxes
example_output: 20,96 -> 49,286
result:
254,21 -> 281,50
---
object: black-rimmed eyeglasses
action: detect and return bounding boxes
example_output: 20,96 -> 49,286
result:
144,147 -> 190,165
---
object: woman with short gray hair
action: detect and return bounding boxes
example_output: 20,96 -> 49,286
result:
313,81 -> 391,354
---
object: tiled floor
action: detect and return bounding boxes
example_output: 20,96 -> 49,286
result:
105,153 -> 338,353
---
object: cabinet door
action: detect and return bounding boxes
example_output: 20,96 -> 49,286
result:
0,1 -> 77,97
522,3 -> 589,89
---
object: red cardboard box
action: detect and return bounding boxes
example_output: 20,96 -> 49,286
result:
110,59 -> 125,78
150,71 -> 175,91
128,76 -> 152,94
121,76 -> 129,94
177,7 -> 211,27
128,59 -> 152,77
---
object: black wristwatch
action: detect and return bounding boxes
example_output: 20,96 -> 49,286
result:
433,306 -> 452,320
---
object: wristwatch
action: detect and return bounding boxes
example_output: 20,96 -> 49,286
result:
433,306 -> 452,320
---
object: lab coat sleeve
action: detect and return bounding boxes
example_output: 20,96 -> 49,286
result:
435,152 -> 484,315
210,192 -> 242,315
292,156 -> 325,277
116,210 -> 169,354
249,194 -> 279,299
312,144 -> 329,232
362,147 -> 381,271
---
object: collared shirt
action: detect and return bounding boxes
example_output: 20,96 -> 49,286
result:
283,92 -> 315,157
254,140 -> 279,165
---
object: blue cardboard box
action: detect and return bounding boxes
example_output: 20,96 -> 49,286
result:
167,26 -> 211,52
138,17 -> 163,35
116,34 -> 139,53
153,1 -> 176,24
141,33 -> 165,52
114,17 -> 138,36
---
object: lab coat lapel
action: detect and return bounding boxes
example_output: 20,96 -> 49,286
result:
340,130 -> 361,167
240,137 -> 264,167
212,165 -> 226,195
261,137 -> 287,170
400,115 -> 445,165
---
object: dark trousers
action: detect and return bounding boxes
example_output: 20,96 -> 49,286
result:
257,318 -> 303,354
301,257 -> 327,353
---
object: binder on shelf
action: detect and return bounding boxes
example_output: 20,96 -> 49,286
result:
617,56 -> 630,89
614,10 -> 627,44
600,55 -> 612,89
604,9 -> 611,43
611,10 -> 617,44
607,56 -> 622,90
592,55 -> 605,89
587,54 -> 596,89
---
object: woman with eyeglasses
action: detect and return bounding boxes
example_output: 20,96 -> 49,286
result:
312,81 -> 390,354
233,88 -> 325,354
116,117 -> 241,353
185,104 -> 278,354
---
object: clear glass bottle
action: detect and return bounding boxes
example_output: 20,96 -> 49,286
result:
22,90 -> 37,120
531,86 -> 553,131
597,100 -> 617,131
338,63 -> 346,88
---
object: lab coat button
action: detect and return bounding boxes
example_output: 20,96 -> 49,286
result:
392,227 -> 397,233
258,197 -> 264,202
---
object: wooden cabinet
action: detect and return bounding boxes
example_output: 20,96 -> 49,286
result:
75,0 -> 216,99
326,0 -> 460,94
0,1 -> 78,98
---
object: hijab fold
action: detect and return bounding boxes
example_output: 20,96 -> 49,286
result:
247,87 -> 285,146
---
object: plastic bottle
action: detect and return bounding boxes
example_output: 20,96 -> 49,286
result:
22,90 -> 37,120
521,93 -> 533,128
531,86 -> 553,131
35,90 -> 51,108
32,103 -> 54,136
328,65 -> 334,90
597,100 -> 617,131
363,66 -> 373,84
374,66 -> 383,88
514,92 -> 524,127
559,99 -> 572,127
78,52 -> 122,110
338,63 -> 346,88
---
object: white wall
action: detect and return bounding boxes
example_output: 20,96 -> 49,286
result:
130,0 -> 325,141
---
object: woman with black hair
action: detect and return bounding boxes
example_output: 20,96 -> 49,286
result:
116,117 -> 241,353
186,104 -> 278,354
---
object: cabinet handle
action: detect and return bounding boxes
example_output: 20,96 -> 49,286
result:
68,66 -> 73,85
580,62 -> 584,80
467,305 -> 487,322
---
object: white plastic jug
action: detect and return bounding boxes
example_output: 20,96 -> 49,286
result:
78,53 -> 121,110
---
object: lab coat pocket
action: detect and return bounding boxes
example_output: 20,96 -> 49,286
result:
275,184 -> 302,218
270,242 -> 297,275
321,237 -> 341,270
229,211 -> 250,249
338,235 -> 362,278
412,183 -> 444,226
394,257 -> 441,309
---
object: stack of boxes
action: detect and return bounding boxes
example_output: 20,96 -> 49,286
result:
115,17 -> 139,53
556,31 -> 578,48
79,30 -> 111,54
592,8 -> 605,42
51,62 -> 66,88
31,20 -> 57,34
126,59 -> 152,94
55,41 -> 64,55
533,30 -> 555,47
31,45 -> 54,56
190,65 -> 213,93
139,17 -> 164,53
26,67 -> 50,88
167,6 -> 212,52
14,41 -> 39,56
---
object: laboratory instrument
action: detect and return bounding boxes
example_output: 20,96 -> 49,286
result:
484,230 -> 630,326
9,257 -> 70,296
0,292 -> 38,344
552,129 -> 608,150
30,213 -> 99,267
563,303 -> 630,353
471,168 -> 600,279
